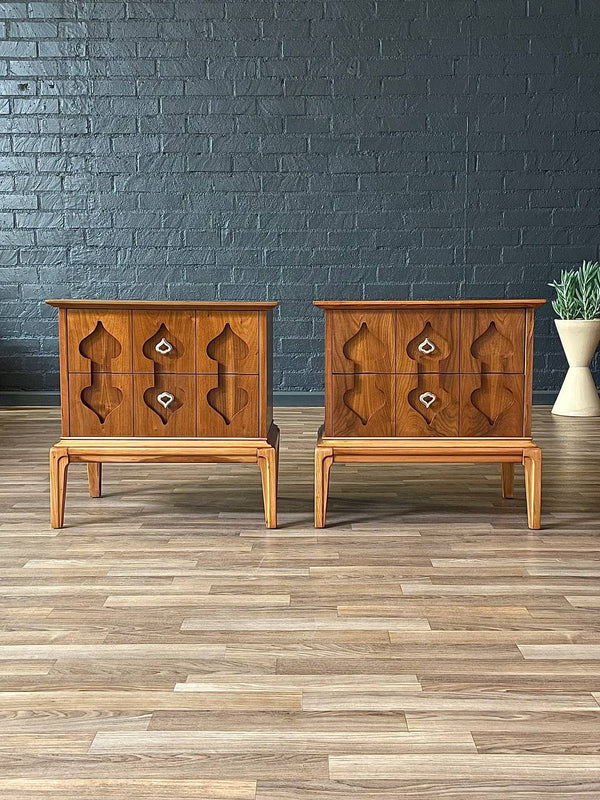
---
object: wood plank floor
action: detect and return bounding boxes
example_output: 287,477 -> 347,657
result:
1,406 -> 600,798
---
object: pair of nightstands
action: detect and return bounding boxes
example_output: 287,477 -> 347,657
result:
48,298 -> 544,530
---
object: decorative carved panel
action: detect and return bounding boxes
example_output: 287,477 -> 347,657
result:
79,322 -> 124,425
207,323 -> 250,372
330,374 -> 394,437
133,323 -> 196,436
68,373 -> 132,436
197,375 -> 259,437
133,310 -> 195,373
396,374 -> 459,437
197,312 -> 258,374
197,324 -> 258,436
67,309 -> 131,373
134,375 -> 196,437
396,310 -> 460,373
461,310 -> 525,374
329,311 -> 394,374
207,373 -> 249,426
460,374 -> 524,437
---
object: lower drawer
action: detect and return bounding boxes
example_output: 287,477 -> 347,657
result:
327,373 -> 525,439
67,372 -> 260,438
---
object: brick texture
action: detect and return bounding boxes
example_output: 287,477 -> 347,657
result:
1,0 -> 599,393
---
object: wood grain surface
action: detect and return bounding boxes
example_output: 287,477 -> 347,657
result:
2,405 -> 600,798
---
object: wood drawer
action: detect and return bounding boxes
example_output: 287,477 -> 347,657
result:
396,373 -> 459,437
133,374 -> 196,437
196,312 -> 259,375
197,374 -> 259,437
395,310 -> 460,374
133,310 -> 196,374
67,309 -> 132,373
328,373 -> 394,437
461,309 -> 525,374
68,372 -> 133,436
328,310 -> 394,374
460,373 -> 524,437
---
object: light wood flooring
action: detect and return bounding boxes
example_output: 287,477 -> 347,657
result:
1,406 -> 600,798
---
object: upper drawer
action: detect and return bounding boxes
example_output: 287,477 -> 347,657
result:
328,310 -> 394,374
396,310 -> 460,373
196,311 -> 259,375
67,309 -> 132,373
133,310 -> 196,373
461,309 -> 525,374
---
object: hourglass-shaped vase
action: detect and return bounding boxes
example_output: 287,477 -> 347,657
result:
552,319 -> 600,417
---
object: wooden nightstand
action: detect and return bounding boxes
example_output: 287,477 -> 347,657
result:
47,300 -> 279,529
314,299 -> 545,529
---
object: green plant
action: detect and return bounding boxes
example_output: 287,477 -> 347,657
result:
548,260 -> 600,320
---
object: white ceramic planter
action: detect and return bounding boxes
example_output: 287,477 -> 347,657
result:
552,318 -> 600,417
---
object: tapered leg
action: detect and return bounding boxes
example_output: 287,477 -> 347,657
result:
314,446 -> 333,528
523,447 -> 542,530
271,424 -> 280,497
275,437 -> 279,497
258,447 -> 277,529
49,448 -> 69,529
501,462 -> 514,499
87,462 -> 102,498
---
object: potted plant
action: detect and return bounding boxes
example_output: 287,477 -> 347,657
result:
549,260 -> 600,416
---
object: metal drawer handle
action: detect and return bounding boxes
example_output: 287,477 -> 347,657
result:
155,337 -> 173,355
417,337 -> 436,354
419,391 -> 437,409
157,391 -> 174,409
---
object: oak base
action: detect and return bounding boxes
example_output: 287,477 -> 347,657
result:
314,429 -> 542,530
50,423 -> 280,530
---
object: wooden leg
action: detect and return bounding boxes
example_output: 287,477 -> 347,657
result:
87,462 -> 102,498
258,447 -> 277,529
523,447 -> 542,530
314,446 -> 333,529
49,448 -> 69,529
271,424 -> 280,497
501,462 -> 514,499
275,437 -> 280,497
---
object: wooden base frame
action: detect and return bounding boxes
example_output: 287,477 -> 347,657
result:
50,423 -> 280,530
314,428 -> 542,530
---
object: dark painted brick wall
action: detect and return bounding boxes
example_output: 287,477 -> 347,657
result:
1,0 -> 599,394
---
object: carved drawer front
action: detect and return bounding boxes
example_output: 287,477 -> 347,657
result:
460,374 -> 524,437
197,374 -> 259,437
134,375 -> 196,437
461,309 -> 525,374
328,373 -> 394,437
329,311 -> 394,374
132,310 -> 196,374
396,374 -> 459,437
67,309 -> 132,373
68,373 -> 133,436
196,312 -> 259,375
395,310 -> 460,374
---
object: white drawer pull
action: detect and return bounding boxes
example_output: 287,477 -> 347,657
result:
157,391 -> 174,409
419,391 -> 437,409
417,337 -> 435,354
155,337 -> 173,355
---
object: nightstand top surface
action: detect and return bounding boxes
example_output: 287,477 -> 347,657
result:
47,299 -> 278,310
314,299 -> 546,309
